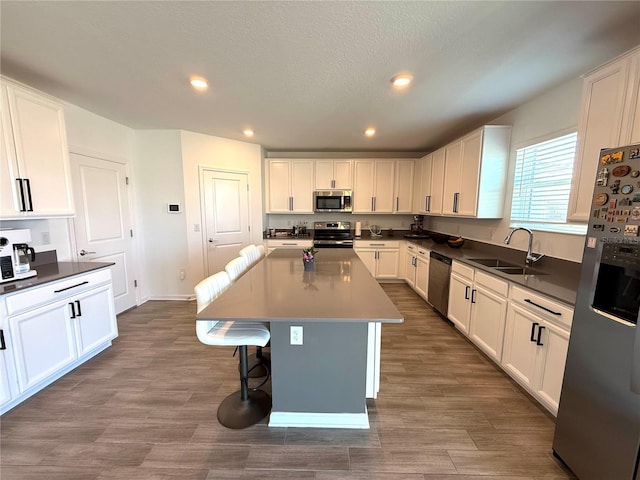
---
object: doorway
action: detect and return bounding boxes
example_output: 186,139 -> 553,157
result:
70,153 -> 137,313
200,168 -> 251,276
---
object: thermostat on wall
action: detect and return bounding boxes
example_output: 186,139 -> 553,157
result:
167,203 -> 182,213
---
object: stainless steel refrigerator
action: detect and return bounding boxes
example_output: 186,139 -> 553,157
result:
553,144 -> 640,479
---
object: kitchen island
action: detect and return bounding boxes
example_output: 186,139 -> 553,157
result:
196,248 -> 403,428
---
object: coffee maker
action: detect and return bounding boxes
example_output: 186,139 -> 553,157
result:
410,215 -> 425,234
0,229 -> 37,283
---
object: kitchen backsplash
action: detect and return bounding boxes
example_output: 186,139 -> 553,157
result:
266,213 -> 414,230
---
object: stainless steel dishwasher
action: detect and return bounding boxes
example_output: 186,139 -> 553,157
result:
428,251 -> 452,317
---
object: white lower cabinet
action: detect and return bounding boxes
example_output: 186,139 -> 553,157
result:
447,261 -> 475,335
403,242 -> 429,299
1,268 -> 117,414
354,241 -> 400,279
448,262 -> 508,362
502,285 -> 573,415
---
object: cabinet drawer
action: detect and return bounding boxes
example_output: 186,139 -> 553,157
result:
266,239 -> 313,248
416,247 -> 429,259
475,270 -> 508,297
510,285 -> 574,329
452,260 -> 474,280
5,268 -> 112,316
406,243 -> 417,253
356,240 -> 400,249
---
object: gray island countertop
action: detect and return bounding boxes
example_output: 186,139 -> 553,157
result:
197,248 -> 403,324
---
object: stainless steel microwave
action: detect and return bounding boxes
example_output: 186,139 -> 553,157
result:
314,190 -> 352,213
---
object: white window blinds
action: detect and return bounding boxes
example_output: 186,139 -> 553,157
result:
510,132 -> 586,235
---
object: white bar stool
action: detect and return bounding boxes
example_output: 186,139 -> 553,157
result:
195,271 -> 271,429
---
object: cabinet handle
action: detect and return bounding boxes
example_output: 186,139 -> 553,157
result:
465,285 -> 470,300
524,298 -> 561,316
536,325 -> 545,346
471,288 -> 476,304
396,197 -> 399,212
16,179 -> 27,211
331,179 -> 335,188
370,243 -> 385,247
453,192 -> 459,213
75,300 -> 82,317
24,178 -> 33,211
69,302 -> 77,319
530,322 -> 539,342
54,280 -> 89,293
0,329 -> 5,350
424,195 -> 429,212
427,195 -> 431,212
289,197 -> 293,211
371,197 -> 374,211
412,257 -> 416,267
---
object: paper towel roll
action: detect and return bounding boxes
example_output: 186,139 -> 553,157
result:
355,221 -> 362,237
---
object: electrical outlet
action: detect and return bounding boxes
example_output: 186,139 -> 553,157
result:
41,231 -> 50,244
287,220 -> 291,226
179,268 -> 186,281
194,224 -> 200,232
290,326 -> 303,345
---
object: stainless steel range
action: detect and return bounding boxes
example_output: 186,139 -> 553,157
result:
313,221 -> 354,248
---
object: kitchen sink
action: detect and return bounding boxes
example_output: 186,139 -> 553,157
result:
468,258 -> 548,276
468,258 -> 518,268
493,266 -> 548,276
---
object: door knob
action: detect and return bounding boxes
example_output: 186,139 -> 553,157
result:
79,249 -> 96,256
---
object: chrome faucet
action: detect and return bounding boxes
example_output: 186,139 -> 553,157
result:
504,227 -> 545,265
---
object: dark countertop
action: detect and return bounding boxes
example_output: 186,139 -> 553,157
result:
403,237 -> 580,307
1,262 -> 114,296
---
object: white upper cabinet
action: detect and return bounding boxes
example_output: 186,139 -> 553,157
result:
315,159 -> 352,190
568,46 -> 640,221
441,125 -> 511,218
0,78 -> 74,218
353,159 -> 395,213
353,159 -> 413,214
266,159 -> 314,213
414,148 -> 445,215
394,160 -> 414,213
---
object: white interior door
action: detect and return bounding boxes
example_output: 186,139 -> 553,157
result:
202,169 -> 250,276
70,153 -> 136,314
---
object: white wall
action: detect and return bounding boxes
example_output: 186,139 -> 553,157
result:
180,130 -> 264,288
134,130 -> 186,301
427,76 -> 585,262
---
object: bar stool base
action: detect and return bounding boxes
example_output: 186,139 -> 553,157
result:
217,389 -> 271,429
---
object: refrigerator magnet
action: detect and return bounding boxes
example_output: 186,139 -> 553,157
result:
621,184 -> 634,194
630,148 -> 640,159
609,226 -> 621,233
631,170 -> 640,178
612,165 -> 631,177
594,192 -> 609,205
611,180 -> 621,193
624,225 -> 639,236
593,224 -> 605,231
632,207 -> 640,220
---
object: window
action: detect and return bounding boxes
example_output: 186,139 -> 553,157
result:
510,131 -> 586,235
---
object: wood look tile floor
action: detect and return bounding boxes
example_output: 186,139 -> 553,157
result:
1,284 -> 576,479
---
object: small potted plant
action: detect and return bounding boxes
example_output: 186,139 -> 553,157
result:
302,247 -> 317,271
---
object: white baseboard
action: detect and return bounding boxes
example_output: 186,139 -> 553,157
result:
268,409 -> 370,429
148,294 -> 195,301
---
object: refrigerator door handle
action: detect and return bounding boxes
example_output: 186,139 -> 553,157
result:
631,314 -> 640,394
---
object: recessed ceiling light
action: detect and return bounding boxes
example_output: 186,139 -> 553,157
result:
391,74 -> 413,88
189,77 -> 208,90
364,128 -> 376,137
243,129 -> 255,137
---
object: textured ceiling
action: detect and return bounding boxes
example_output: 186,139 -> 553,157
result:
1,1 -> 639,152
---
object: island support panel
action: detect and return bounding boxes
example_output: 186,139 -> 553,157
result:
268,321 -> 369,428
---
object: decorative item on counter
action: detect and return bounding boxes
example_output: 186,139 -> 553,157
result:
355,221 -> 362,237
369,225 -> 382,238
447,236 -> 465,248
430,232 -> 450,244
302,247 -> 317,271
